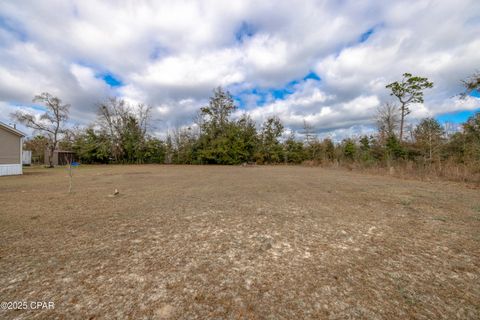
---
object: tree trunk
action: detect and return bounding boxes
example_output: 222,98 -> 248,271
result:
48,146 -> 55,168
399,103 -> 405,141
429,135 -> 432,162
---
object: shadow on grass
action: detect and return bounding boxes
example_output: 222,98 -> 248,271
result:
23,170 -> 52,176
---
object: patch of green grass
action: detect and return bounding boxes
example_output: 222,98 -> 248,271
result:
400,199 -> 413,206
396,285 -> 419,305
470,206 -> 480,221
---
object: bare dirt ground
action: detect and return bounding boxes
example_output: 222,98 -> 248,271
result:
0,165 -> 479,319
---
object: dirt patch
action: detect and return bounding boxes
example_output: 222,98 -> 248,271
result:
0,165 -> 479,319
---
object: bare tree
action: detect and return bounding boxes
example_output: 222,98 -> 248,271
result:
192,110 -> 205,136
97,97 -> 128,161
376,102 -> 399,141
301,120 -> 321,160
136,103 -> 152,137
96,97 -> 152,162
301,120 -> 317,145
414,118 -> 445,163
171,126 -> 196,164
11,93 -> 70,167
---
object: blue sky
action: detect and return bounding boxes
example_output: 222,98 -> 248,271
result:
100,73 -> 123,87
0,0 -> 479,138
235,21 -> 256,43
437,109 -> 480,124
234,71 -> 322,108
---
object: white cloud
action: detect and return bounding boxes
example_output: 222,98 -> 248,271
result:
0,0 -> 479,139
133,48 -> 244,91
243,79 -> 380,133
70,64 -> 107,92
245,34 -> 288,73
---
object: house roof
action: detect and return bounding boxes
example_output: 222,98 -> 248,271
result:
0,121 -> 25,137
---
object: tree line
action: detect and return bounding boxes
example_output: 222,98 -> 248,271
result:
13,73 -> 480,181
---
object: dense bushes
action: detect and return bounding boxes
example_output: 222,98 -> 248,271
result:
24,87 -> 480,182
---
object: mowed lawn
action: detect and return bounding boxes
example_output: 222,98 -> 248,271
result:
0,165 -> 479,319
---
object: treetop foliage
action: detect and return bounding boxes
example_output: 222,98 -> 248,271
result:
386,73 -> 434,141
386,73 -> 434,107
15,73 -> 480,181
461,72 -> 480,99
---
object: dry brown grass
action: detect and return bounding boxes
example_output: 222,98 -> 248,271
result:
1,165 -> 479,319
353,160 -> 480,185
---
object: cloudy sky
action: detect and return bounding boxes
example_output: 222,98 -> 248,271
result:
0,0 -> 479,139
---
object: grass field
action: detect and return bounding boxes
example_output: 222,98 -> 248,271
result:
1,165 -> 479,319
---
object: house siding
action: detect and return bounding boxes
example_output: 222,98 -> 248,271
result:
0,124 -> 23,176
0,164 -> 22,176
0,127 -> 21,164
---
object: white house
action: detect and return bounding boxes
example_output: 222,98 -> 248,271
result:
0,121 -> 25,176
